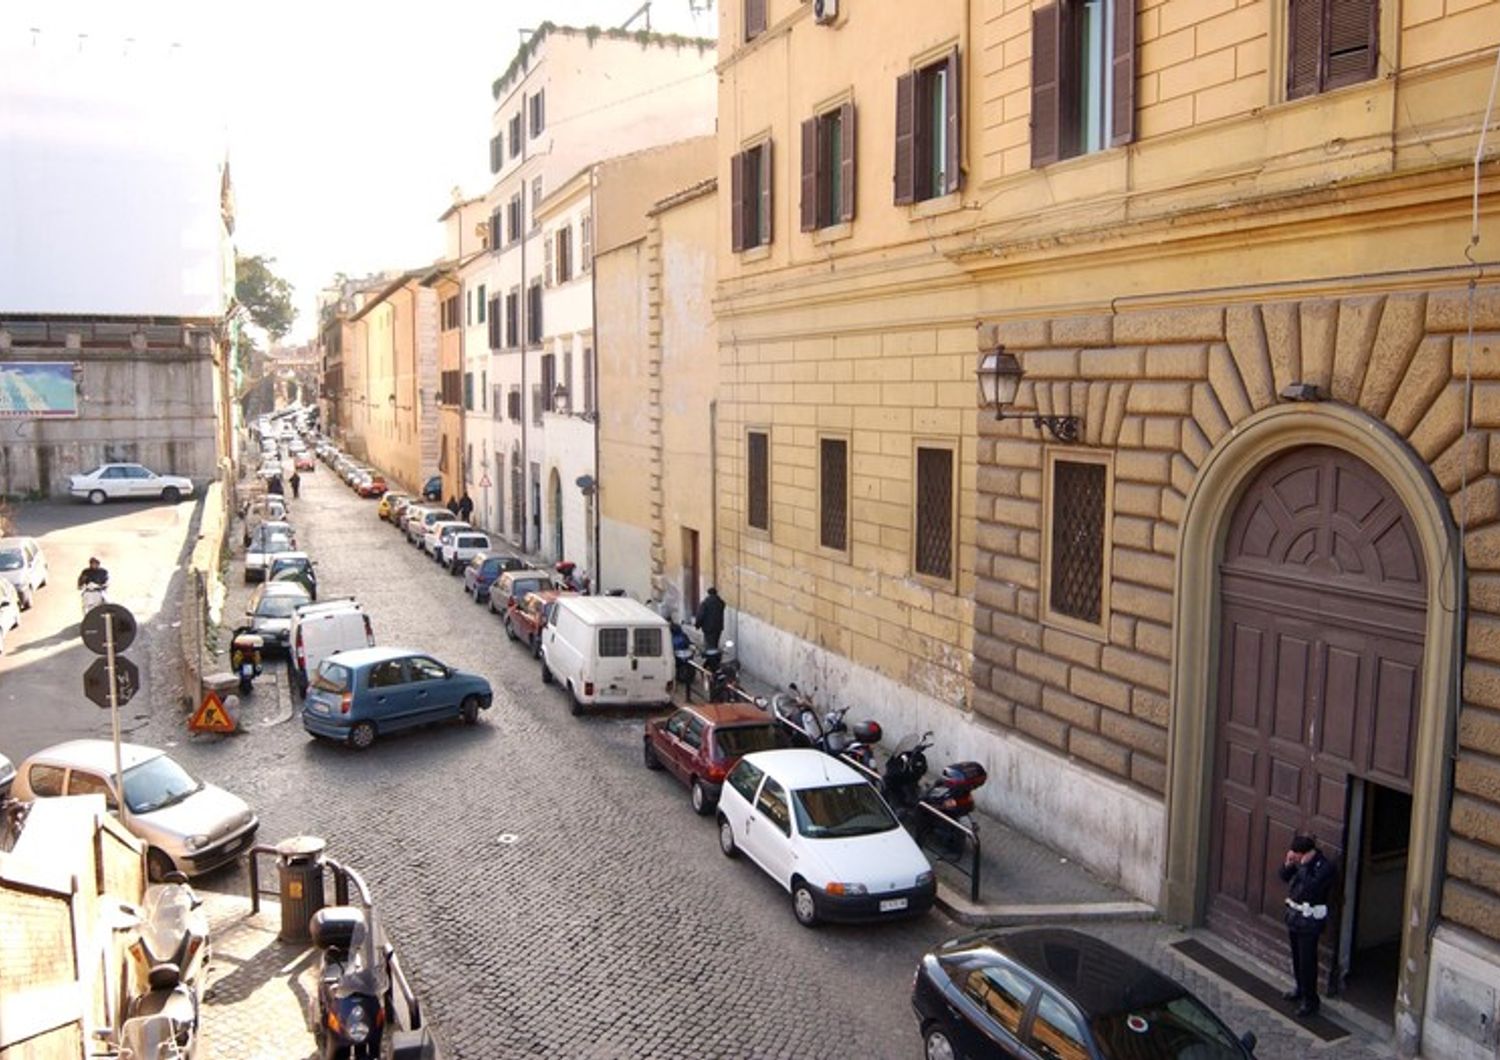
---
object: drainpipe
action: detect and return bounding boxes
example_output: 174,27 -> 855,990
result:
519,89 -> 530,552
590,166 -> 602,591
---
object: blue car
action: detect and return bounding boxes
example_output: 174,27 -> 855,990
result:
302,647 -> 493,749
462,551 -> 528,603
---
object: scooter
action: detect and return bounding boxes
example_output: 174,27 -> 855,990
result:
709,658 -> 747,703
123,876 -> 209,1058
882,731 -> 988,857
769,685 -> 882,766
230,627 -> 264,693
309,905 -> 390,1060
81,580 -> 109,616
93,1015 -> 189,1059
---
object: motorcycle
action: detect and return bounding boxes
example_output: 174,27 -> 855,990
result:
882,731 -> 988,858
769,684 -> 882,767
309,905 -> 390,1060
230,627 -> 264,693
708,658 -> 746,703
81,579 -> 109,616
123,875 -> 209,1058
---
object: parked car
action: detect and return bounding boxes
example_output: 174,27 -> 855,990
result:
289,598 -> 374,697
487,568 -> 555,616
378,491 -> 411,522
717,749 -> 934,927
911,928 -> 1259,1060
0,536 -> 49,609
540,595 -> 674,712
430,522 -> 473,565
0,579 -> 21,652
245,521 -> 297,582
11,739 -> 259,880
403,506 -> 440,544
294,453 -> 316,472
356,473 -> 387,498
245,580 -> 314,652
69,463 -> 194,505
301,647 -> 493,749
444,532 -> 493,574
421,475 -> 443,501
267,552 -> 318,600
645,702 -> 791,815
418,514 -> 463,554
463,553 -> 527,603
505,589 -> 570,656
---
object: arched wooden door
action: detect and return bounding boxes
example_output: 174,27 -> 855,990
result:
1207,446 -> 1426,965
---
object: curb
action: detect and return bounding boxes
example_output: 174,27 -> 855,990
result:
936,883 -> 1158,928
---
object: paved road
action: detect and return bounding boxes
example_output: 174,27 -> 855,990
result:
139,468 -> 955,1059
0,497 -> 198,761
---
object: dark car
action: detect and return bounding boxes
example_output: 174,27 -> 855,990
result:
301,646 -> 493,749
644,702 -> 791,815
504,589 -> 572,656
422,475 -> 443,501
268,552 -> 318,600
245,580 -> 313,652
912,928 -> 1257,1060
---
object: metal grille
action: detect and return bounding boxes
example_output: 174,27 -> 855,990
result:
820,438 -> 848,551
747,431 -> 769,530
633,628 -> 662,658
915,447 -> 953,579
599,628 -> 629,658
1050,460 -> 1106,624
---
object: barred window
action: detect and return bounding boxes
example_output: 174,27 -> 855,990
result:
915,446 -> 953,579
599,628 -> 629,658
634,628 -> 662,658
747,430 -> 769,531
1048,458 -> 1107,626
820,437 -> 848,551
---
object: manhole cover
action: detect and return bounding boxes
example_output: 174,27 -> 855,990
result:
496,834 -> 519,845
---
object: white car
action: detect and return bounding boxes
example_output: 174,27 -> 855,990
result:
430,522 -> 473,564
0,536 -> 48,609
12,740 -> 259,880
444,532 -> 492,574
0,579 -> 20,653
245,521 -> 297,583
69,463 -> 194,505
716,749 -> 935,927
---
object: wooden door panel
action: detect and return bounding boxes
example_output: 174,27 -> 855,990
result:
1372,656 -> 1418,783
1320,645 -> 1363,763
1271,633 -> 1312,742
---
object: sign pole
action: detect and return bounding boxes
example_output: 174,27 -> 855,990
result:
105,611 -> 127,830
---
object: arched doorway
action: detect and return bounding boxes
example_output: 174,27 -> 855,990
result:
549,468 -> 564,561
1207,446 -> 1425,1014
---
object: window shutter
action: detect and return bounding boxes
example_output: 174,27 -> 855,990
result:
1031,4 -> 1063,167
758,140 -> 773,247
1110,0 -> 1135,147
745,0 -> 767,40
730,150 -> 745,251
544,234 -> 554,287
800,117 -> 818,233
1325,0 -> 1378,90
839,102 -> 856,223
487,298 -> 500,350
893,71 -> 916,204
1287,0 -> 1321,100
942,49 -> 962,196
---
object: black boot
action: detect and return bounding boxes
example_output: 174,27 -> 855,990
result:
1296,999 -> 1320,1018
1281,989 -> 1301,1002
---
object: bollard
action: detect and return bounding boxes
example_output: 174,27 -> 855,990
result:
275,835 -> 326,943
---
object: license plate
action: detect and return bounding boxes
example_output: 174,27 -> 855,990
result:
879,897 -> 908,913
311,701 -> 329,714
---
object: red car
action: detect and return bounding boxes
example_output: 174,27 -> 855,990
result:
294,453 -> 316,472
356,475 -> 387,498
505,589 -> 568,656
644,702 -> 791,815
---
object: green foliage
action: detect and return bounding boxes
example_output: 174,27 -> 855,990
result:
235,253 -> 297,341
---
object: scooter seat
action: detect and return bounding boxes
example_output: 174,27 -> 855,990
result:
131,984 -> 196,1026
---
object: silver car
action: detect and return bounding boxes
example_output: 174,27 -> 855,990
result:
0,536 -> 49,609
12,740 -> 259,880
245,521 -> 297,583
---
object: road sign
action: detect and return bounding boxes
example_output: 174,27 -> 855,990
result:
83,655 -> 139,709
478,474 -> 492,488
80,603 -> 137,655
189,691 -> 237,734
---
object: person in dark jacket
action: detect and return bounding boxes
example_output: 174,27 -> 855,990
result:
289,470 -> 302,499
695,587 -> 726,652
447,495 -> 460,515
1279,834 -> 1338,1017
458,493 -> 474,521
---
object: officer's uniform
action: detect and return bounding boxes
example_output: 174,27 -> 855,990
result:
1278,836 -> 1338,1016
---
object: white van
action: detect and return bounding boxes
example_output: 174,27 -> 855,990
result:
288,599 -> 374,696
540,596 -> 674,714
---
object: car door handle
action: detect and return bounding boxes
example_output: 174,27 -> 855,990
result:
416,690 -> 429,697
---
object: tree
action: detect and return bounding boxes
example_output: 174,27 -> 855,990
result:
235,253 -> 297,341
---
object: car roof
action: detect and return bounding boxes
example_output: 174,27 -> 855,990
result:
23,739 -> 163,774
325,646 -> 429,668
741,748 -> 864,788
259,580 -> 312,597
946,928 -> 1189,1016
0,536 -> 38,548
269,551 -> 310,562
682,702 -> 776,727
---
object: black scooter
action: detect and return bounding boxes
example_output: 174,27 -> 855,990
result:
309,905 -> 389,1059
882,731 -> 988,856
771,684 -> 882,768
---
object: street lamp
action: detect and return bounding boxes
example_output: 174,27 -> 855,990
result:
976,343 -> 1081,443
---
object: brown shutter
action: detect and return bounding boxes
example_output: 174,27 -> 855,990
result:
800,117 -> 818,232
839,101 -> 856,223
1287,0 -> 1321,100
745,0 -> 767,40
1031,4 -> 1062,167
730,150 -> 745,251
1326,0 -> 1378,90
759,139 -> 773,247
943,48 -> 961,194
893,71 -> 916,204
1110,0 -> 1136,147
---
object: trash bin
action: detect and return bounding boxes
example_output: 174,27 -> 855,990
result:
276,835 -> 326,943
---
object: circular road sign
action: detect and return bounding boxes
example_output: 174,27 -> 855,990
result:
80,603 -> 137,656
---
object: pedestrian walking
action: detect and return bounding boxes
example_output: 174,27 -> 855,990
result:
447,495 -> 460,515
290,469 -> 302,500
695,586 -> 726,652
1279,834 -> 1337,1017
269,473 -> 284,497
458,492 -> 473,521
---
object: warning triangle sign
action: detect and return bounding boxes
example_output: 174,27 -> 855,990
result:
190,690 -> 237,734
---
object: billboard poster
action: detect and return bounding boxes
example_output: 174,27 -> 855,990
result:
0,362 -> 79,418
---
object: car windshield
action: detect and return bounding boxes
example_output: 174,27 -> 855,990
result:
714,724 -> 789,759
513,578 -> 544,597
121,755 -> 202,814
1091,995 -> 1245,1058
313,663 -> 351,693
256,594 -> 305,617
480,559 -> 501,575
0,549 -> 22,571
792,783 -> 898,839
257,532 -> 294,551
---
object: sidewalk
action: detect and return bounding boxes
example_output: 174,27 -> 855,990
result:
198,890 -> 318,1059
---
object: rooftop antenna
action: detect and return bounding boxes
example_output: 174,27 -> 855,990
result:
619,2 -> 651,32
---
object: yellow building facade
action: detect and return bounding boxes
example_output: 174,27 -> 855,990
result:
717,0 -> 1499,1053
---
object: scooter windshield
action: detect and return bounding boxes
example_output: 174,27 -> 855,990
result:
334,918 -> 391,1000
140,884 -> 195,959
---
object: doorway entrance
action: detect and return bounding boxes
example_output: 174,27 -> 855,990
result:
550,468 -> 564,560
682,527 -> 701,616
1206,446 -> 1424,1019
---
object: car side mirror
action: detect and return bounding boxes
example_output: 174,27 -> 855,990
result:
1240,1032 -> 1256,1054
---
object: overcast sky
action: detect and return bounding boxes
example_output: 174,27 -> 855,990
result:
0,1 -> 718,343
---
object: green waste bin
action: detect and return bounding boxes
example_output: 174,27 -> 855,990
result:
276,835 -> 326,943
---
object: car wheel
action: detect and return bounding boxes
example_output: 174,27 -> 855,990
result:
147,848 -> 176,883
348,721 -> 376,750
717,816 -> 738,858
472,588 -> 482,605
162,486 -> 181,503
568,682 -> 584,717
504,616 -> 517,641
690,778 -> 713,816
20,588 -> 32,610
644,739 -> 663,770
88,489 -> 107,505
792,880 -> 820,927
923,1026 -> 957,1060
460,696 -> 480,725
540,659 -> 553,685
531,638 -> 542,660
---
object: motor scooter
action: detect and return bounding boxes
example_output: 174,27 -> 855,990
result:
93,1015 -> 189,1059
309,905 -> 390,1060
770,684 -> 881,766
122,876 -> 209,1058
230,627 -> 264,693
81,580 -> 109,616
882,731 -> 987,858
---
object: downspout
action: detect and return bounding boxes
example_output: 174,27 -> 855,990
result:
519,89 -> 530,552
590,166 -> 602,591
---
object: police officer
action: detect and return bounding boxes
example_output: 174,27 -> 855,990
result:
1280,834 -> 1337,1017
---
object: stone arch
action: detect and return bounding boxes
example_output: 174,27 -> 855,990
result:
1165,402 -> 1460,1048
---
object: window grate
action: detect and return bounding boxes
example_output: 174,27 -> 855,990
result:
820,438 -> 848,551
1050,460 -> 1106,624
915,447 -> 953,579
599,628 -> 628,658
747,431 -> 769,530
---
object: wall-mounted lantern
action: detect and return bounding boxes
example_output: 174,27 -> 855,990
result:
975,343 -> 1081,443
